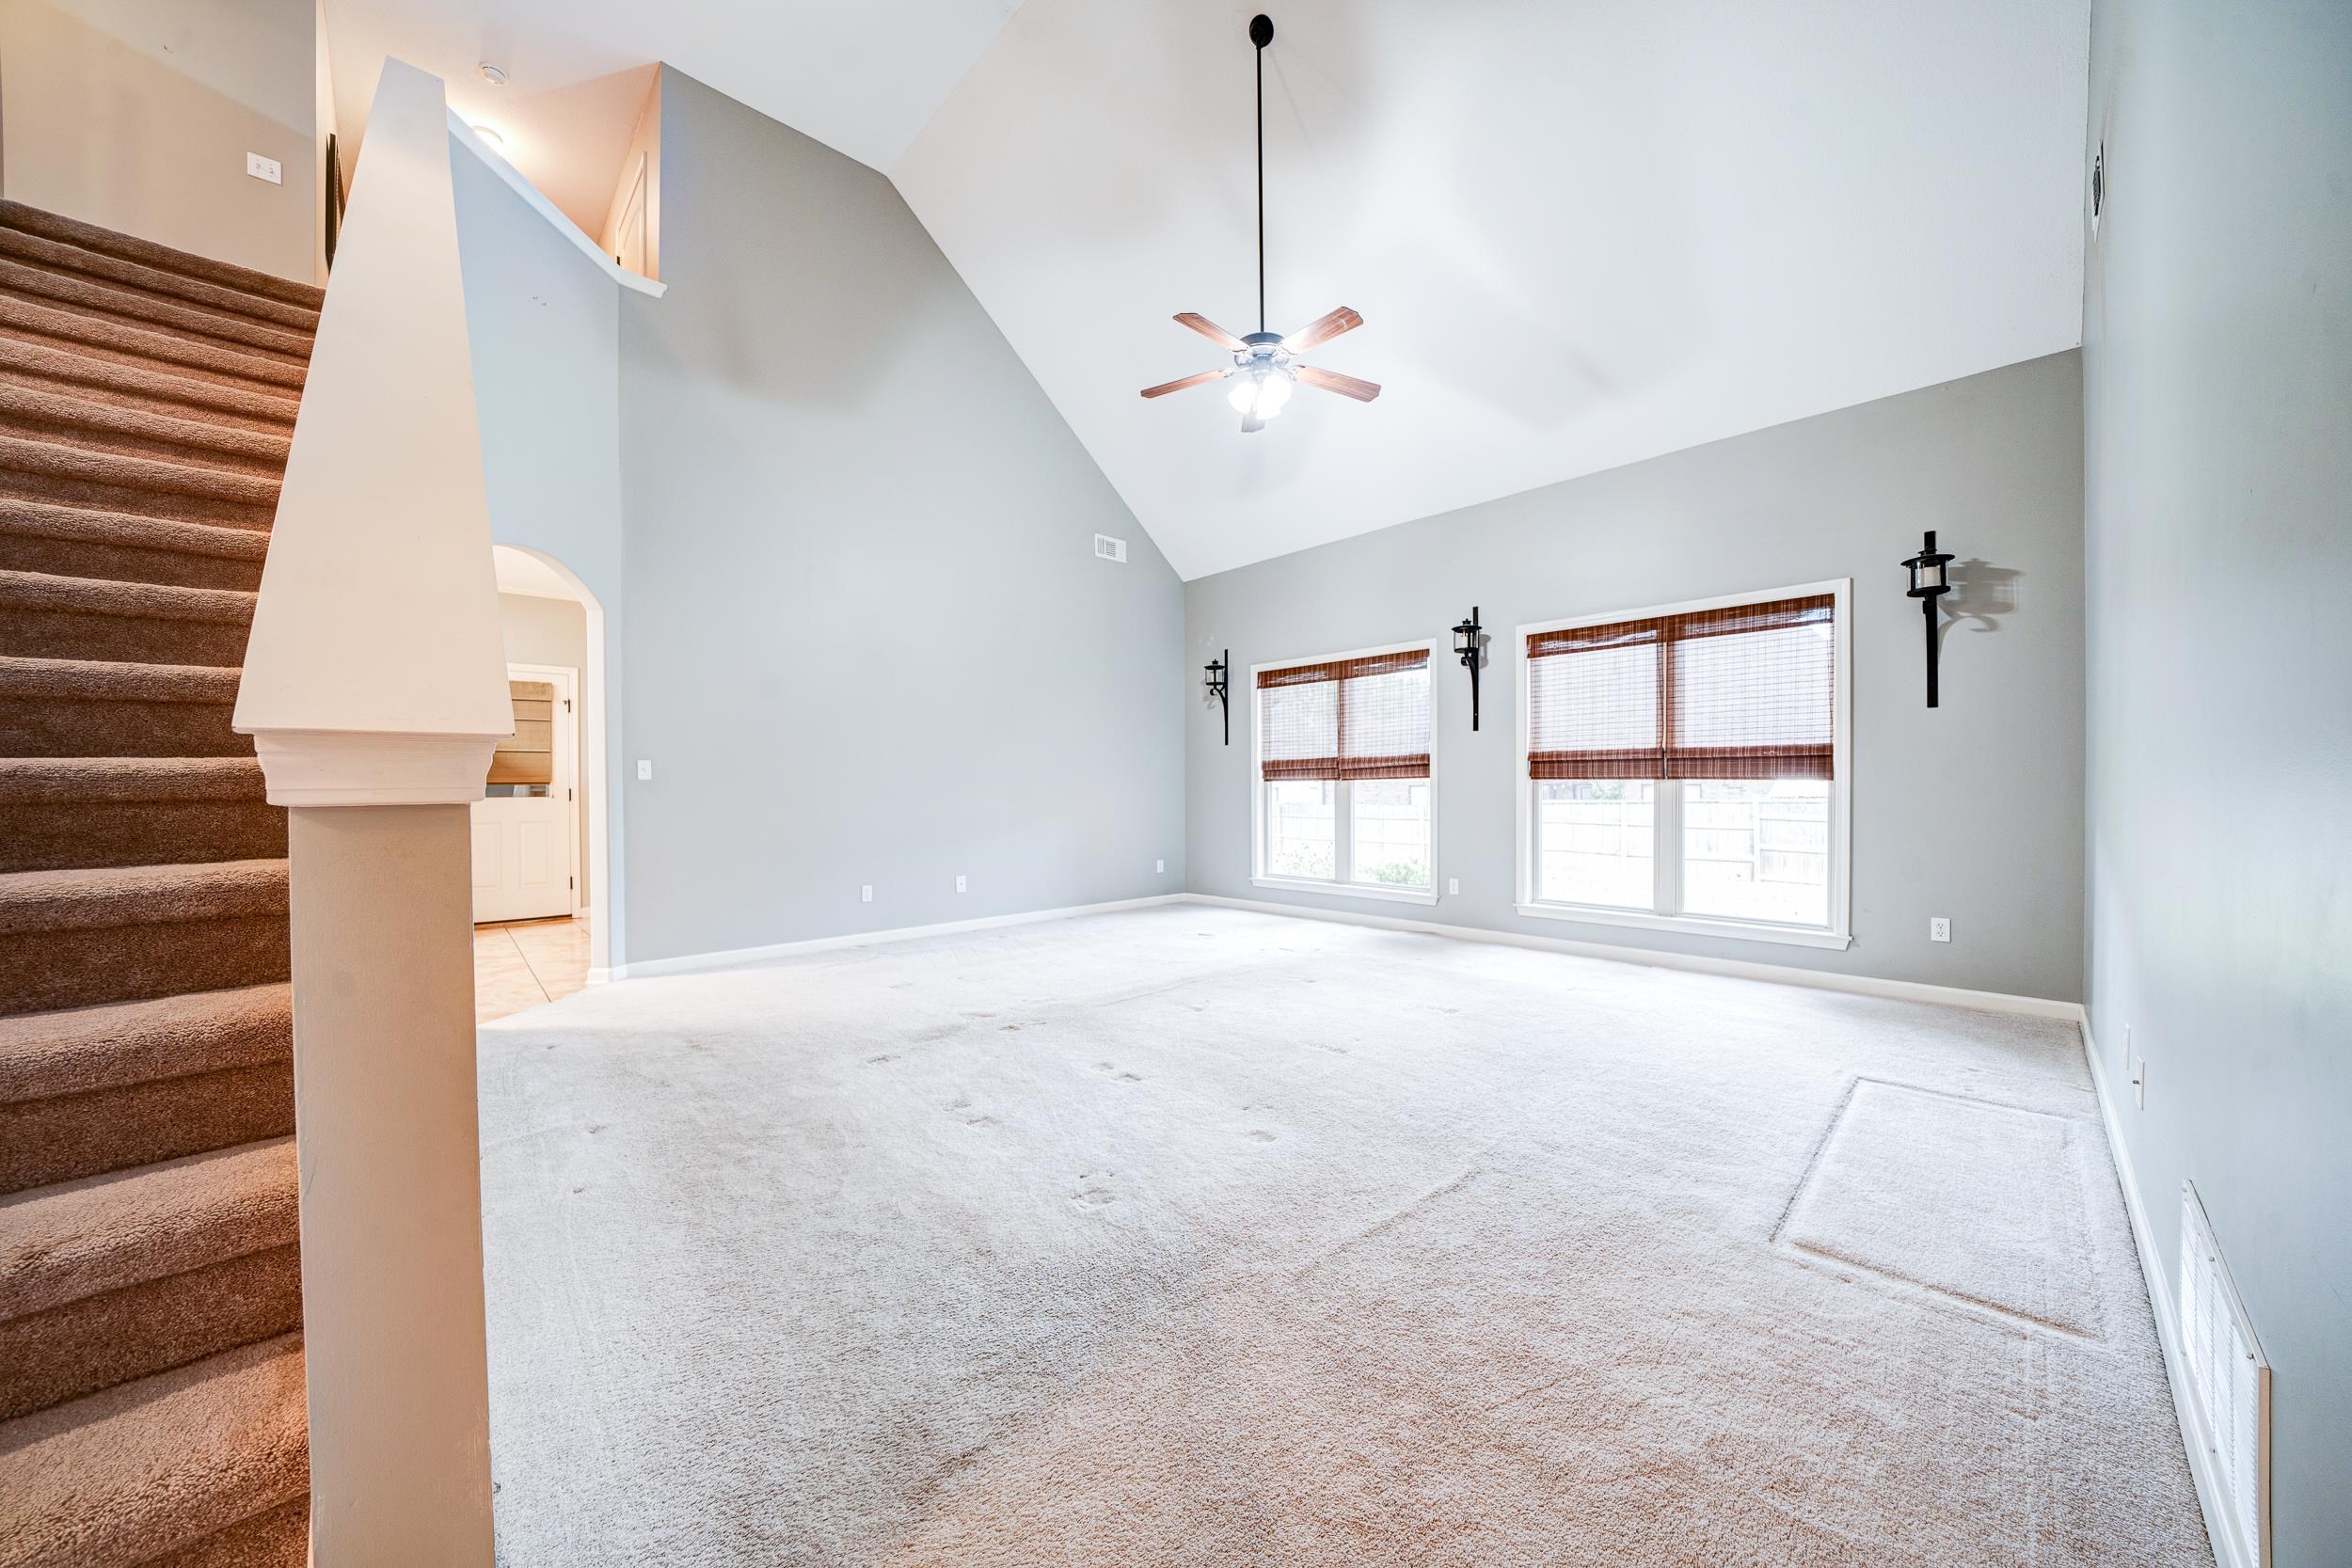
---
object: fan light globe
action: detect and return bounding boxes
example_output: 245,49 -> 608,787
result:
1227,363 -> 1295,420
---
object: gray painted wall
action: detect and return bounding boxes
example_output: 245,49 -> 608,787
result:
2083,5 -> 2352,1560
453,142 -> 629,958
614,70 -> 1184,964
1187,352 -> 2086,1001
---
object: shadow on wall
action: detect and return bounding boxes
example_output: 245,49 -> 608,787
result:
1940,557 -> 2021,644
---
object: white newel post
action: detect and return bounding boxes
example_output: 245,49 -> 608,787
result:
233,59 -> 511,1568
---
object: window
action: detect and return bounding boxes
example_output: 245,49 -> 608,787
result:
1254,644 -> 1436,902
1518,583 -> 1850,947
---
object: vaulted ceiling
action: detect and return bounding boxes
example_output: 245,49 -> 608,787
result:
329,0 -> 2091,580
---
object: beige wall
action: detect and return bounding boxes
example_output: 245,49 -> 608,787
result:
310,0 -> 335,282
498,591 -> 591,903
596,66 -> 659,281
0,0 -> 318,281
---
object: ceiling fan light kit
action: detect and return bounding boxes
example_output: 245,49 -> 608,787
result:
1140,13 -> 1381,433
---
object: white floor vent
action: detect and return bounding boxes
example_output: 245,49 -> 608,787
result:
2177,1181 -> 2270,1568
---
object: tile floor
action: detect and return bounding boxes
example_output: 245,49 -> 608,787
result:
474,916 -> 592,1023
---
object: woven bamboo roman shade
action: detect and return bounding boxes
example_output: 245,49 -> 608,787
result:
1527,594 -> 1835,781
486,679 -> 555,786
1259,650 -> 1431,782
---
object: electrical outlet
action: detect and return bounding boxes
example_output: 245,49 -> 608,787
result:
1155,859 -> 1166,874
635,759 -> 653,781
1929,916 -> 1951,942
1447,878 -> 1460,896
860,884 -> 873,903
2131,1055 -> 2147,1109
955,875 -> 967,894
246,151 -> 282,184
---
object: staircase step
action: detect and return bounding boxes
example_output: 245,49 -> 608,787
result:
0,201 -> 322,312
0,296 -> 305,396
0,1333 -> 308,1568
0,228 -> 318,337
0,341 -> 299,434
0,983 -> 293,1195
0,384 -> 290,471
0,572 -> 255,667
0,757 -> 281,874
0,1141 -> 299,1421
0,434 -> 278,509
0,861 -> 289,1017
0,1146 -> 297,1421
0,260 -> 312,367
0,657 -> 246,758
0,499 -> 266,594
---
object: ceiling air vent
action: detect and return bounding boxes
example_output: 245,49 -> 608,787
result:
1094,533 -> 1128,563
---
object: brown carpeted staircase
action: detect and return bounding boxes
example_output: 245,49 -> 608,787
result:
0,202 -> 315,1566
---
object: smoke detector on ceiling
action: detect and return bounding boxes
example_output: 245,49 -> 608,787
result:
479,62 -> 508,87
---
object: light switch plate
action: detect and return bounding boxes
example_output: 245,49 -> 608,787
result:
860,884 -> 873,903
246,152 -> 282,184
635,759 -> 653,781
955,875 -> 967,894
1155,860 -> 1166,874
1447,878 -> 1460,896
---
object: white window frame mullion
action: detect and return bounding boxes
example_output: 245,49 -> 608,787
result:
1334,779 -> 1356,885
1653,781 -> 1684,916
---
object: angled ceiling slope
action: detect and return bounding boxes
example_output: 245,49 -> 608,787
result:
324,0 -> 1021,234
895,0 -> 2090,579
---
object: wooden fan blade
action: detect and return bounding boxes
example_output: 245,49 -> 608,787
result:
1281,307 -> 1363,353
1296,364 -> 1381,403
1141,369 -> 1225,399
1175,312 -> 1247,351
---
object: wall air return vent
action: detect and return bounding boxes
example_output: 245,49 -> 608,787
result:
2178,1181 -> 2269,1568
1094,533 -> 1128,563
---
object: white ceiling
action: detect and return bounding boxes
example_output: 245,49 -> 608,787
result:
329,0 -> 2090,581
896,0 -> 2090,578
323,0 -> 1021,234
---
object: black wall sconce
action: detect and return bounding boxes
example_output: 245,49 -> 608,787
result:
1204,650 -> 1230,745
1452,608 -> 1484,731
1901,531 -> 1955,707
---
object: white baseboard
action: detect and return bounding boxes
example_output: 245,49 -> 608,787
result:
1182,894 -> 2087,1022
610,895 -> 1185,980
2081,1025 -> 2236,1568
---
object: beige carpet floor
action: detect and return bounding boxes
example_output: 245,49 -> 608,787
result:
476,906 -> 2212,1567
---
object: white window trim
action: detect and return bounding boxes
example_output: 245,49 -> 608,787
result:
1250,637 -> 1441,908
1512,578 -> 1853,951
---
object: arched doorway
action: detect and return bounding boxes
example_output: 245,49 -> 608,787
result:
473,545 -> 616,1008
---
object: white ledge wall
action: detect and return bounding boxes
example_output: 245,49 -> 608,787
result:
1186,352 -> 2088,1003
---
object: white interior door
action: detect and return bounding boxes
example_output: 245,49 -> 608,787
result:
472,664 -> 577,925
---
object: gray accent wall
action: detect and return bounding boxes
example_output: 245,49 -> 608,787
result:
1187,352 -> 2087,1002
2083,5 -> 2352,1560
453,138 -> 629,960
614,70 -> 1184,964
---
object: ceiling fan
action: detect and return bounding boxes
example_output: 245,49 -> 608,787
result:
1140,13 -> 1380,433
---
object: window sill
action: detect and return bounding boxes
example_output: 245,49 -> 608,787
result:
1255,876 -> 1439,908
1513,902 -> 1853,950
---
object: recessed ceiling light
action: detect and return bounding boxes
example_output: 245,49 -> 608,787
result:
472,124 -> 505,148
479,62 -> 507,86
